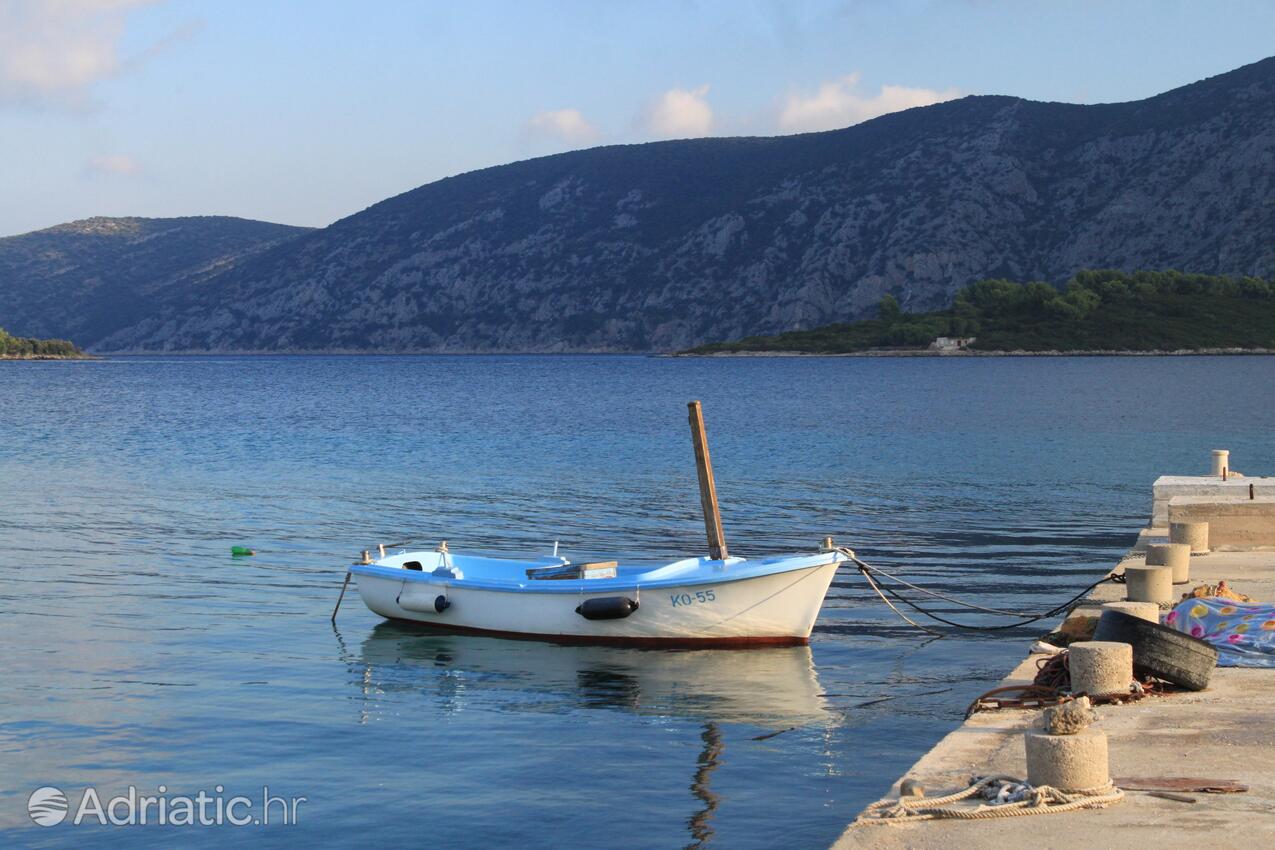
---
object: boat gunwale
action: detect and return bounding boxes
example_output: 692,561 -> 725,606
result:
349,553 -> 846,594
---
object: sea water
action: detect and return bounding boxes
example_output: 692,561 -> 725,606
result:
2,354 -> 1273,847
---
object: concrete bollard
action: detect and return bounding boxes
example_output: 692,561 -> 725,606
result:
1124,564 -> 1173,605
1101,600 -> 1159,623
1145,542 -> 1191,584
1025,727 -> 1110,791
1212,449 -> 1230,477
1170,520 -> 1209,554
1068,641 -> 1133,697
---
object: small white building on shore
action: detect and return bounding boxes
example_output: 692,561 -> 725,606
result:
929,336 -> 975,352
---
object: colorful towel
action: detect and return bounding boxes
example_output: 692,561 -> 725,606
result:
1165,597 -> 1275,668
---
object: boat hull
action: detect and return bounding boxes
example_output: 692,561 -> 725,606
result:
354,561 -> 840,647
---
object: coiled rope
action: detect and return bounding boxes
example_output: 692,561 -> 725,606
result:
963,653 -> 1166,717
854,775 -> 1124,825
839,547 -> 1118,635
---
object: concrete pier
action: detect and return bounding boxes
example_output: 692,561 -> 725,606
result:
1152,474 -> 1275,526
833,528 -> 1275,849
1169,497 -> 1275,548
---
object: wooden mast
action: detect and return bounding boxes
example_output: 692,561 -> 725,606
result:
687,401 -> 728,561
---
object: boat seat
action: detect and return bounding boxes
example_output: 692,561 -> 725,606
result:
526,561 -> 618,580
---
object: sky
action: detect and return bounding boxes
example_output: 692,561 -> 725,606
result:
1,0 -> 1273,237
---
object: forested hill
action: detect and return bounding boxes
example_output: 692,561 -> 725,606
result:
684,271 -> 1275,354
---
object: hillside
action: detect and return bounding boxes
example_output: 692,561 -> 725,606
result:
683,270 -> 1275,354
7,57 -> 1275,353
0,216 -> 310,345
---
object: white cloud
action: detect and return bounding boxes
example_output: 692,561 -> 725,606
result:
778,73 -> 959,133
85,153 -> 141,176
524,108 -> 600,145
642,84 -> 713,138
0,0 -> 158,107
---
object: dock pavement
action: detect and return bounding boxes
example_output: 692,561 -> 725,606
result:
833,529 -> 1275,849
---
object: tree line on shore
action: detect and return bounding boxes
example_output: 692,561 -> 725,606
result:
0,327 -> 85,358
687,270 -> 1275,353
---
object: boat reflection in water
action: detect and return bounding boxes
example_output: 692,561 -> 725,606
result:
351,620 -> 831,729
348,622 -> 833,848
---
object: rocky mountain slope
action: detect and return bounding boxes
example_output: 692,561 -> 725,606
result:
0,217 -> 309,345
8,57 -> 1275,353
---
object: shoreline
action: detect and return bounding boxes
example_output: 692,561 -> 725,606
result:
676,346 -> 1275,358
0,353 -> 96,361
31,347 -> 1275,359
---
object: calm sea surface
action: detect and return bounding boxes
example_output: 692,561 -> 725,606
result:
3,355 -> 1274,847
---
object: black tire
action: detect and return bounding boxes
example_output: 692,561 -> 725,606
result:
1092,610 -> 1218,691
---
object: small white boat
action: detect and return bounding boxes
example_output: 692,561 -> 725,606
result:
341,401 -> 846,647
349,547 -> 847,647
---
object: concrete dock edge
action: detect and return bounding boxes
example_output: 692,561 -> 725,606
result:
832,527 -> 1275,849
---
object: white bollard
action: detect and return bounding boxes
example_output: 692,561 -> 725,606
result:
1124,564 -> 1173,605
1101,601 -> 1159,623
1024,727 -> 1110,791
1145,542 -> 1191,584
1170,521 -> 1209,554
1068,641 -> 1133,697
1211,449 -> 1230,477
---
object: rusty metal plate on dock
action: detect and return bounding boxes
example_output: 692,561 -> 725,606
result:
1115,777 -> 1248,793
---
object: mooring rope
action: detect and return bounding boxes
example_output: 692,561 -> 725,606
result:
856,556 -> 946,636
840,548 -> 1118,633
854,775 -> 1124,825
849,557 -> 1064,617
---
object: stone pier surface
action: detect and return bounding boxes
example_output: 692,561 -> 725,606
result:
832,531 -> 1275,850
1152,474 -> 1275,526
1169,496 -> 1275,548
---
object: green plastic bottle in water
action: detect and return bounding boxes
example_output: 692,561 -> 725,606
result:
231,546 -> 256,557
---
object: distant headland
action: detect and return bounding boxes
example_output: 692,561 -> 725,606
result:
0,327 -> 90,360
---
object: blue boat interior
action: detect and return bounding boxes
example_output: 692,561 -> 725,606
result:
350,550 -> 845,593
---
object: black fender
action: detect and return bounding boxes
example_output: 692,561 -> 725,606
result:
576,597 -> 639,620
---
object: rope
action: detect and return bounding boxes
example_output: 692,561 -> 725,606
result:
1033,652 -> 1071,690
847,557 -> 1067,617
964,653 -> 1170,717
854,775 -> 1124,825
872,575 -> 1098,631
857,558 -> 944,636
840,548 -> 1118,633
